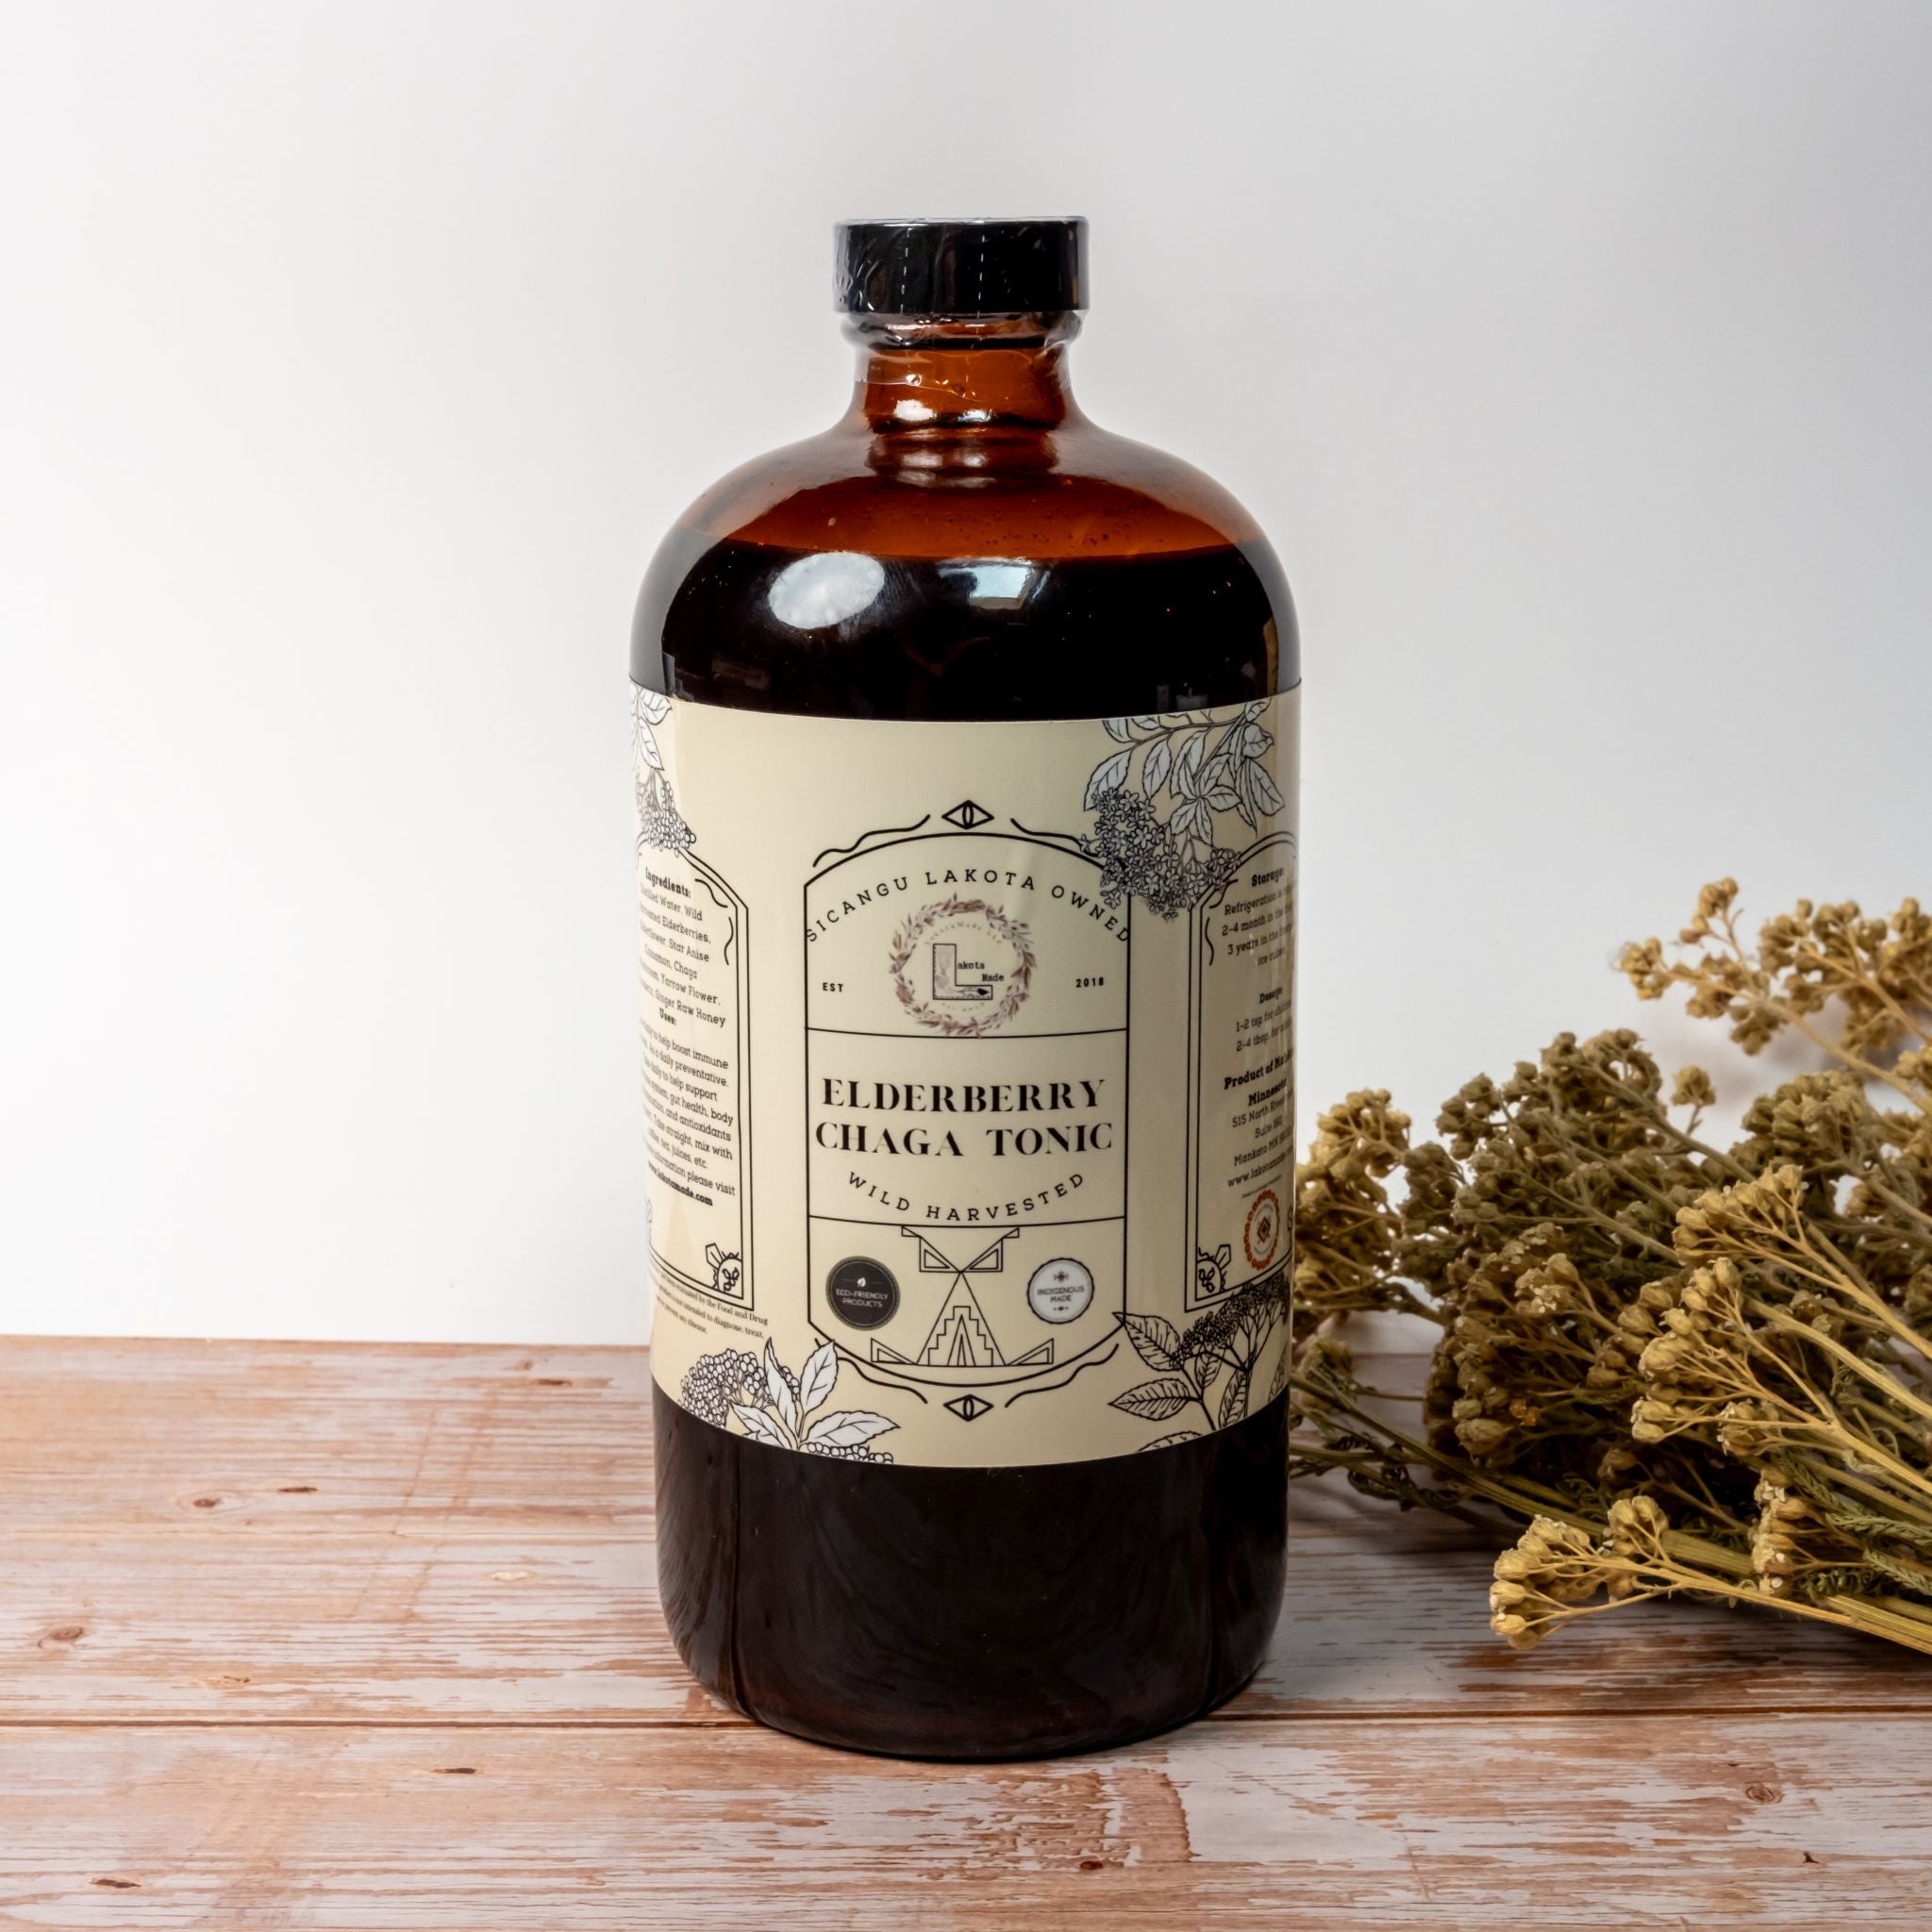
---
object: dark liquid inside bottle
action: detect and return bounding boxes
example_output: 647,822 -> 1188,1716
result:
641,531 -> 1287,723
636,534 -> 1294,1758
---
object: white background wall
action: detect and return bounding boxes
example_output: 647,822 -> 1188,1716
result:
3,1 -> 1927,1343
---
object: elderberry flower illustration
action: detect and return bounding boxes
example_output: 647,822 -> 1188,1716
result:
685,1339 -> 899,1463
632,685 -> 696,852
1110,1268 -> 1290,1447
1084,791 -> 1239,919
635,771 -> 695,854
679,1349 -> 766,1426
1079,704 -> 1285,918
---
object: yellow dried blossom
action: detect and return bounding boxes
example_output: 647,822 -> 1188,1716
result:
1625,882 -> 1932,1099
1490,1517 -> 1618,1649
1671,1065 -> 1717,1114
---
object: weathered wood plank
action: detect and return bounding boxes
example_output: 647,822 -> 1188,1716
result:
0,1338 -> 648,1536
0,1537 -> 708,1723
0,1717 -> 1918,1929
0,1495 -> 1909,1725
1,1338 -> 1921,1728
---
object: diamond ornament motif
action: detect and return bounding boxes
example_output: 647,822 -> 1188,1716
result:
941,799 -> 993,830
944,1393 -> 992,1423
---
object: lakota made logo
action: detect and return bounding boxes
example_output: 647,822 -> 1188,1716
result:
888,895 -> 1034,1038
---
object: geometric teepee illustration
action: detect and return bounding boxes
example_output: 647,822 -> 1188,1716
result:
892,1225 -> 1050,1370
917,1274 -> 1007,1367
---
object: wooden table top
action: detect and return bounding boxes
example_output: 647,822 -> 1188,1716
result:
0,1336 -> 1924,1927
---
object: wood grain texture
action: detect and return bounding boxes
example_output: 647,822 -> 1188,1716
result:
1,1336 -> 1910,1724
0,1719 -> 1924,1928
1,1334 -> 1925,1926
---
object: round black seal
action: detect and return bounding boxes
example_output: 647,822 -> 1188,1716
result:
825,1257 -> 899,1329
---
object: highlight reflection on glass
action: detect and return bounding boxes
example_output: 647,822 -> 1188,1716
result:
939,559 -> 1035,609
767,551 -> 887,630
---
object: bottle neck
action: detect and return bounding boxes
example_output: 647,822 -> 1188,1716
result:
844,313 -> 1082,431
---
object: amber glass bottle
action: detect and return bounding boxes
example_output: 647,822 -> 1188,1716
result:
633,219 -> 1297,1758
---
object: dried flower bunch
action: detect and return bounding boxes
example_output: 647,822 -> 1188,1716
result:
1291,884 -> 1932,1657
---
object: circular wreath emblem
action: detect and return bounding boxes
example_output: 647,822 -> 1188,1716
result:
1244,1188 -> 1283,1271
888,896 -> 1035,1037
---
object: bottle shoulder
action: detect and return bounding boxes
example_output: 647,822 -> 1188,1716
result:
632,418 -> 1297,717
659,418 -> 1272,561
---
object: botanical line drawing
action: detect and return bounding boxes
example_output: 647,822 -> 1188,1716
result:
632,685 -> 695,853
704,1241 -> 742,1299
679,1339 -> 898,1462
1110,1268 -> 1290,1448
1081,702 -> 1285,918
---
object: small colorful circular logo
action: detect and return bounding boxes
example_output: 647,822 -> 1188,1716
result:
888,896 -> 1034,1037
1243,1189 -> 1283,1271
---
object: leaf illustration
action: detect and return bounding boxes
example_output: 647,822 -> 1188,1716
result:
1232,762 -> 1258,829
1219,1367 -> 1251,1430
806,1409 -> 898,1447
704,1242 -> 724,1270
1173,728 -> 1208,796
1249,761 -> 1284,818
1141,736 -> 1172,797
1130,714 -> 1163,731
636,725 -> 663,771
1103,717 -> 1132,742
1122,1312 -> 1183,1372
1139,1430 -> 1201,1453
797,1340 -> 839,1419
1172,798 -> 1214,845
1205,785 -> 1241,813
1084,748 -> 1131,808
763,1340 -> 798,1436
732,1403 -> 792,1450
1109,1376 -> 1196,1423
638,690 -> 671,725
1268,1343 -> 1290,1404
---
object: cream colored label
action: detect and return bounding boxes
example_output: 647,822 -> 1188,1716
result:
634,688 -> 1297,1468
